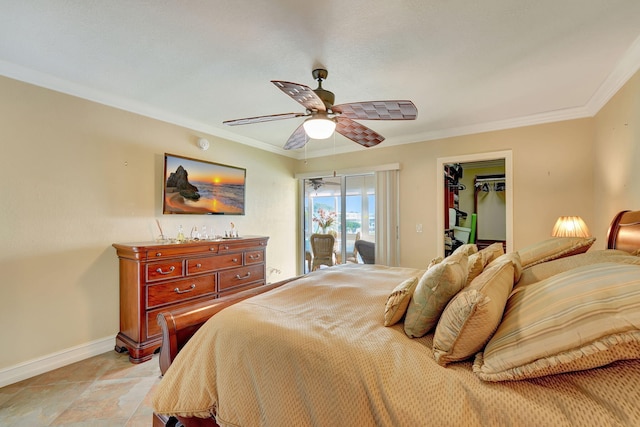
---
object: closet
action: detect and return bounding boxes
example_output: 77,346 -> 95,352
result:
444,163 -> 506,255
473,174 -> 506,250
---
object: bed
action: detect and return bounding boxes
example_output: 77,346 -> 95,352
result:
152,210 -> 640,427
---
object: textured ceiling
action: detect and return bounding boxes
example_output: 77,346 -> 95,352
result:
1,1 -> 639,158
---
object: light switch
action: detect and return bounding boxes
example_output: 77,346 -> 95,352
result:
416,223 -> 423,233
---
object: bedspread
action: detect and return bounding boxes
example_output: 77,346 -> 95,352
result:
153,264 -> 640,426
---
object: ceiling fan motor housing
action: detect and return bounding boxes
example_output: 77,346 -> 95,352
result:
312,69 -> 335,109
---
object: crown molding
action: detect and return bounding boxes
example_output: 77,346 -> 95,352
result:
2,33 -> 640,162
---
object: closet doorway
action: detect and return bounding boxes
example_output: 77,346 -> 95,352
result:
437,151 -> 513,257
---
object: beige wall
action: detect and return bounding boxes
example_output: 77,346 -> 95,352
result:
0,76 -> 298,371
296,70 -> 639,268
297,118 -> 596,268
593,70 -> 640,231
1,68 -> 638,379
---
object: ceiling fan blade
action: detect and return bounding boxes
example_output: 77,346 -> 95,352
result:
335,117 -> 385,148
283,124 -> 308,150
223,112 -> 305,126
333,100 -> 417,120
272,80 -> 327,112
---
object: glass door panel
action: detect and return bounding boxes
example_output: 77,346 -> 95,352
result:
303,177 -> 341,273
303,174 -> 375,273
344,175 -> 375,264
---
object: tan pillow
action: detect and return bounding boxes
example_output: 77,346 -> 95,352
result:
427,256 -> 443,270
517,237 -> 596,269
473,262 -> 640,382
480,242 -> 505,264
466,252 -> 486,285
517,249 -> 640,289
433,260 -> 515,365
453,243 -> 478,256
466,243 -> 506,285
383,277 -> 419,326
631,249 -> 640,256
404,252 -> 468,338
487,252 -> 522,283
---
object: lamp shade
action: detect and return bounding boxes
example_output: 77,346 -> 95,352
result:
303,116 -> 336,139
551,216 -> 591,238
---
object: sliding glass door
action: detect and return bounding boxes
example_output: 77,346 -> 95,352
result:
302,174 -> 375,273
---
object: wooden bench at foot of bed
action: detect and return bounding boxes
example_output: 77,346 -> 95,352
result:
154,275 -> 301,427
157,275 -> 301,375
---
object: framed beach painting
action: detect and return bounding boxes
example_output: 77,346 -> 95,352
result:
163,153 -> 246,215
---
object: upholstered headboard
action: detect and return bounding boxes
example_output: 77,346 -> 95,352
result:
607,210 -> 640,253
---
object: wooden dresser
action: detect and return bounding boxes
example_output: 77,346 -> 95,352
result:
113,236 -> 268,363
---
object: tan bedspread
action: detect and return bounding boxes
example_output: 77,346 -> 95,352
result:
153,264 -> 640,426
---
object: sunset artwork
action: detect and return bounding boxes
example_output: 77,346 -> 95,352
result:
163,153 -> 246,215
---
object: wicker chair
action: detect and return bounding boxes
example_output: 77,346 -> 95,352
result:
310,233 -> 336,271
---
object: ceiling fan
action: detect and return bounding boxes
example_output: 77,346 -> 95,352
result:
307,178 -> 340,191
223,69 -> 418,150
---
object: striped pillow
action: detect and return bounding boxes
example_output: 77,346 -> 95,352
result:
404,252 -> 468,338
516,249 -> 640,289
517,237 -> 596,269
473,262 -> 640,381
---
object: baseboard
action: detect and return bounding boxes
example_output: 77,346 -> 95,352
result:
0,336 -> 114,388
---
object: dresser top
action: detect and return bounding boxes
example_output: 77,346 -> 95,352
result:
113,236 -> 269,260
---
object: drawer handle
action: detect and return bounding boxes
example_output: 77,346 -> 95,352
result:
223,245 -> 229,250
233,258 -> 239,263
249,254 -> 261,260
174,284 -> 196,294
236,272 -> 251,280
196,263 -> 202,268
209,247 -> 215,251
156,266 -> 175,275
155,252 -> 162,257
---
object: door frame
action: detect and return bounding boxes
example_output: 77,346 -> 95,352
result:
436,151 -> 513,257
296,163 -> 399,273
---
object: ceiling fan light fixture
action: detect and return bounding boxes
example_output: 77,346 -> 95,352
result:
303,116 -> 336,139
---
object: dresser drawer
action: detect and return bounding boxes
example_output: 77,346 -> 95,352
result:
218,264 -> 265,292
186,253 -> 242,275
245,249 -> 265,265
218,239 -> 267,253
146,275 -> 216,308
146,260 -> 184,282
145,244 -> 218,259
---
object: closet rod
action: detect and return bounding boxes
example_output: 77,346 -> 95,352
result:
474,177 -> 505,183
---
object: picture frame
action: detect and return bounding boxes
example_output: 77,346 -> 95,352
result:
163,153 -> 246,215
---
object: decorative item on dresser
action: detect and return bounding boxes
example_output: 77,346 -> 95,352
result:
112,236 -> 268,363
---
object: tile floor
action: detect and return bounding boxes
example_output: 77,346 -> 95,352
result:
0,351 -> 161,426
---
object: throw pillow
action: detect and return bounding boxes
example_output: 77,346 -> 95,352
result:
517,236 -> 596,269
383,277 -> 419,326
433,259 -> 515,365
473,262 -> 640,381
404,252 -> 468,338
